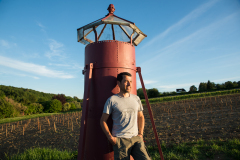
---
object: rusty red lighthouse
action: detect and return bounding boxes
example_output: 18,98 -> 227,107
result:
77,4 -> 148,160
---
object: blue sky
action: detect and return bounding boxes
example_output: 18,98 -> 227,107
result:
0,0 -> 240,98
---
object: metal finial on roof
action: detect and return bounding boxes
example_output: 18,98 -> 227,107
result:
107,4 -> 115,14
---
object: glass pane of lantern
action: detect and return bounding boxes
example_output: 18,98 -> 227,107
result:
84,28 -> 93,36
84,28 -> 95,42
99,24 -> 113,41
78,28 -> 84,42
104,15 -> 130,24
121,25 -> 133,37
83,19 -> 102,30
96,24 -> 105,35
114,25 -> 130,42
80,39 -> 90,45
132,32 -> 138,40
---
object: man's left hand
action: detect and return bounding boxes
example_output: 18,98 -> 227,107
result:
137,134 -> 143,139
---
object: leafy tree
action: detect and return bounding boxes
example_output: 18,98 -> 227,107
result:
189,85 -> 197,92
199,82 -> 207,92
52,94 -> 66,105
70,101 -> 81,109
70,103 -> 76,110
44,99 -> 62,113
73,96 -> 81,102
66,96 -> 74,102
4,97 -> 27,114
169,91 -> 177,95
0,90 -> 5,98
147,88 -> 159,98
162,92 -> 170,96
20,97 -> 30,104
207,80 -> 215,90
225,81 -> 234,89
233,81 -> 238,88
216,84 -> 224,90
0,98 -> 14,119
28,94 -> 37,103
63,102 -> 71,111
38,97 -> 47,103
34,103 -> 44,113
238,81 -> 240,87
159,92 -> 163,97
137,88 -> 145,99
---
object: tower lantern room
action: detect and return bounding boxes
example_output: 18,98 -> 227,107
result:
77,4 -> 147,46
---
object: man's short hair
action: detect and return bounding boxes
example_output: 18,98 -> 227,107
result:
117,72 -> 132,82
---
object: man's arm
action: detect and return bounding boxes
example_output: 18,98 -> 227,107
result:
100,113 -> 116,145
137,111 -> 145,139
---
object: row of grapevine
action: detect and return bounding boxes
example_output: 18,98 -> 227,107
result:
141,89 -> 240,104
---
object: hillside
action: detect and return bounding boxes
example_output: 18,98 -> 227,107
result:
0,85 -> 80,104
0,85 -> 82,119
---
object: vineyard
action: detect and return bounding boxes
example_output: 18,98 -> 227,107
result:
0,112 -> 82,159
144,93 -> 240,146
0,93 -> 240,159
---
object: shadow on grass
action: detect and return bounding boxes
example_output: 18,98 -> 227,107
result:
6,139 -> 240,160
5,147 -> 78,160
147,139 -> 240,160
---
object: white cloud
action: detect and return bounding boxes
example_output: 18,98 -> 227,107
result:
137,80 -> 157,86
49,63 -> 83,70
0,39 -> 17,49
0,39 -> 10,47
158,82 -> 198,91
45,39 -> 66,60
0,56 -> 74,79
36,21 -> 45,29
143,80 -> 158,84
142,0 -> 219,49
49,63 -> 70,67
0,69 -> 40,79
36,21 -> 46,33
33,76 -> 40,79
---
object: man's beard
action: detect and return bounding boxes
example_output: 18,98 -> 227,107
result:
121,87 -> 131,93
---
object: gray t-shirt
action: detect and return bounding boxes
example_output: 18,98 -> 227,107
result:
103,94 -> 143,138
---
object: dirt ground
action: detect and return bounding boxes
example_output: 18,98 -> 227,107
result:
0,94 -> 239,159
0,112 -> 82,159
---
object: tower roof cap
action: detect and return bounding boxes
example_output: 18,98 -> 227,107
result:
77,4 -> 147,46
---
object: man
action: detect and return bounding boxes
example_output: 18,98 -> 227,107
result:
100,72 -> 151,160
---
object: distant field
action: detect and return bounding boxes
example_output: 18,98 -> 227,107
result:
141,88 -> 240,104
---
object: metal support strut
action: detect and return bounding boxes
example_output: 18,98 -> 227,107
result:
79,63 -> 93,160
136,67 -> 164,160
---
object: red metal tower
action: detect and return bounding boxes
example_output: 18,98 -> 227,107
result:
77,4 -> 164,160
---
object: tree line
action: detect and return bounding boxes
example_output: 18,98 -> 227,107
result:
0,85 -> 82,119
137,80 -> 240,99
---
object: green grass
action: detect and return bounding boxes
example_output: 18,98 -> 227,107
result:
5,147 -> 78,160
141,89 -> 240,104
147,139 -> 240,160
0,109 -> 81,124
6,139 -> 240,160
